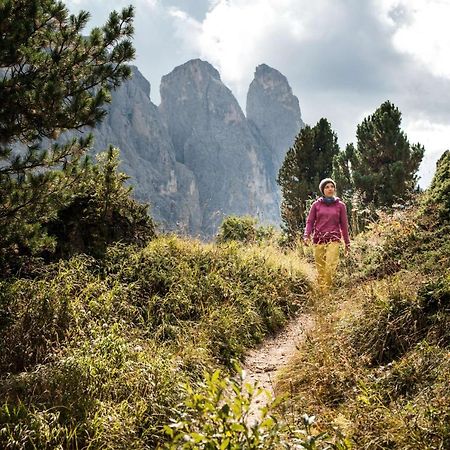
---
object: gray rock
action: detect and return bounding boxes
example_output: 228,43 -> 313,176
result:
159,59 -> 280,236
247,63 -> 304,175
88,66 -> 202,234
75,61 -> 304,237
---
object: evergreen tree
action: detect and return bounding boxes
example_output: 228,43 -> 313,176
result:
335,101 -> 424,208
277,118 -> 339,241
45,147 -> 156,260
332,143 -> 355,201
0,0 -> 135,258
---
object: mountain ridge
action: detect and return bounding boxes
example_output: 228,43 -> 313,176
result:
88,59 -> 304,236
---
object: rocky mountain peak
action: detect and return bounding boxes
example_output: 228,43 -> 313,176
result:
253,63 -> 290,93
246,63 -> 304,172
158,59 -> 279,235
85,60 -> 304,237
160,59 -> 221,97
159,59 -> 245,163
131,65 -> 151,99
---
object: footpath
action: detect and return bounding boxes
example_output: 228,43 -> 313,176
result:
243,312 -> 314,423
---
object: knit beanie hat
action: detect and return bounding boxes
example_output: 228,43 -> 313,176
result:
319,178 -> 336,195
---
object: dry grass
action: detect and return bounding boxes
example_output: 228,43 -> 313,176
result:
275,229 -> 450,450
0,235 -> 312,449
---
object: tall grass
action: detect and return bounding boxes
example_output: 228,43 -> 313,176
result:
0,235 -> 310,448
276,200 -> 450,449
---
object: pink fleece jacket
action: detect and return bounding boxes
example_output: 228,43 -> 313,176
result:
304,197 -> 350,247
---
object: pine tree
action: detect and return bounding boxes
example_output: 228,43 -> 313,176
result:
277,118 -> 339,241
45,147 -> 156,259
0,0 -> 135,259
332,143 -> 355,200
338,101 -> 424,208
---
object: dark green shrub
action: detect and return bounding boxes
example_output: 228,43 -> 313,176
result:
216,216 -> 274,244
45,147 -> 156,259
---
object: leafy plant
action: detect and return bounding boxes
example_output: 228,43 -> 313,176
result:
162,367 -> 350,449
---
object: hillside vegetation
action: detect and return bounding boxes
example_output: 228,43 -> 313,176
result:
276,150 -> 450,449
0,236 -> 310,448
1,152 -> 449,449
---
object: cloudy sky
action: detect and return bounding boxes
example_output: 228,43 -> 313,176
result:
66,0 -> 450,187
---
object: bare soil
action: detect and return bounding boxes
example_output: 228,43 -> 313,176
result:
243,312 -> 314,423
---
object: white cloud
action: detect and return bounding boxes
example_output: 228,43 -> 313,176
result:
167,7 -> 203,51
169,0 -> 344,101
404,118 -> 450,187
377,0 -> 450,79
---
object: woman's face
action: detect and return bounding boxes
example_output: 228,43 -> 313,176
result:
323,182 -> 336,197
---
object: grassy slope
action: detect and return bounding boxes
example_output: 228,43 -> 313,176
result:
1,152 -> 449,449
276,164 -> 450,449
0,236 -> 310,449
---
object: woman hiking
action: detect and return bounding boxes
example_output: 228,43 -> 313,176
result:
303,178 -> 350,293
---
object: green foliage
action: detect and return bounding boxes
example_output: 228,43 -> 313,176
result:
162,367 -> 350,450
332,144 -> 355,202
0,146 -> 155,276
0,402 -> 78,450
346,273 -> 450,365
101,237 -> 307,362
349,150 -> 450,280
46,146 -> 156,259
351,208 -> 420,279
0,0 -> 135,271
420,149 -> 450,221
0,237 -> 310,448
216,216 -> 275,244
0,0 -> 134,145
278,119 -> 340,241
348,343 -> 450,450
333,101 -> 424,209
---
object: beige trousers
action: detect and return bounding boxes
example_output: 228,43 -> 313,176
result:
314,241 -> 340,292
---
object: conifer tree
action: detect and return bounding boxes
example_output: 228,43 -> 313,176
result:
0,0 -> 135,258
334,101 -> 424,208
277,118 -> 339,240
421,149 -> 450,221
332,143 -> 355,200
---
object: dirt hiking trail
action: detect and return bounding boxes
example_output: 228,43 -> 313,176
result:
243,312 -> 314,423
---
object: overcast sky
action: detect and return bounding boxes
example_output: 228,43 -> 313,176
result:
67,0 -> 450,187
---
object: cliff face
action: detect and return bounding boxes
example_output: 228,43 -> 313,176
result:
246,63 -> 304,174
89,67 -> 202,235
86,61 -> 303,237
159,59 -> 279,235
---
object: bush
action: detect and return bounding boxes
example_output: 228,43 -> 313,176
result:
45,147 -> 156,259
0,236 -> 310,448
216,216 -> 275,244
343,273 -> 450,365
347,343 -> 450,450
162,367 -> 351,450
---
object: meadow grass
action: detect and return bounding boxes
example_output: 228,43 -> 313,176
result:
0,235 -> 310,448
275,205 -> 450,449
